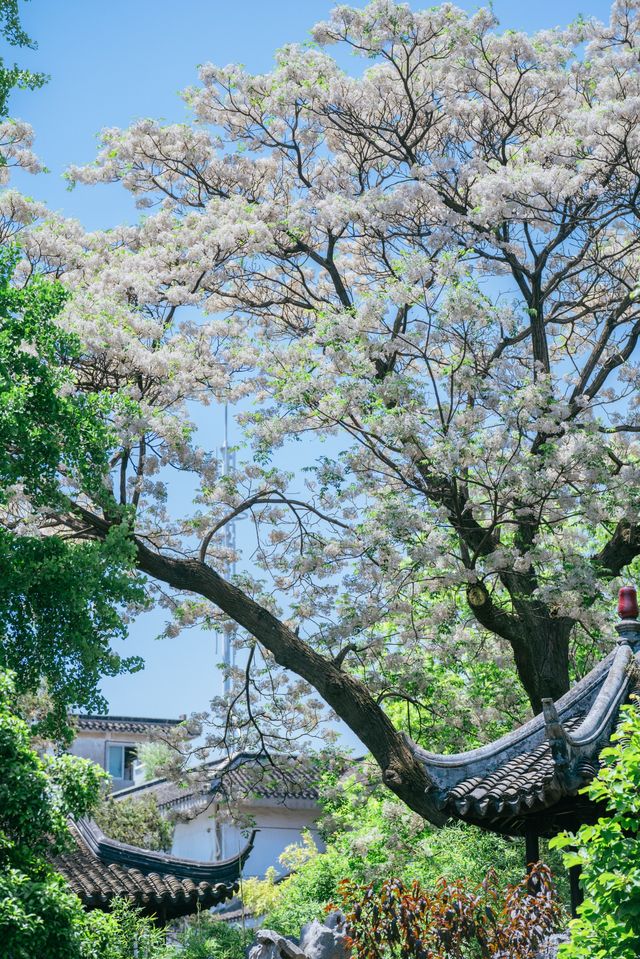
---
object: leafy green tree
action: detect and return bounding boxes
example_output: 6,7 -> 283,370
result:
241,867 -> 285,920
263,851 -> 347,938
317,768 -> 527,891
240,770 -> 569,936
382,638 -> 527,756
0,0 -> 47,119
94,794 -> 174,853
0,527 -> 145,742
0,668 -> 106,959
551,697 -> 640,959
0,668 -> 200,957
0,245 -> 113,506
0,246 -> 146,741
39,0 -> 640,814
136,740 -> 175,781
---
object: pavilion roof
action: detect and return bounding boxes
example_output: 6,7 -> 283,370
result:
414,605 -> 640,837
52,818 -> 254,922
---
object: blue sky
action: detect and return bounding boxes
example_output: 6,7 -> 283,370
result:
8,0 -> 615,720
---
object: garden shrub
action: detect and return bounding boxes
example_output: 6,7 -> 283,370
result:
240,866 -> 283,919
167,911 -> 253,959
551,697 -> 640,959
319,769 -> 536,892
0,668 -> 106,959
94,794 -> 174,852
81,898 -> 166,959
263,848 -> 348,937
337,864 -> 561,959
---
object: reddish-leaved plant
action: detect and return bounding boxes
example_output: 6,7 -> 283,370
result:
334,863 -> 561,959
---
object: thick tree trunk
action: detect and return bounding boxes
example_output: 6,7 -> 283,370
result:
510,623 -> 571,714
466,581 -> 572,713
72,508 -> 587,821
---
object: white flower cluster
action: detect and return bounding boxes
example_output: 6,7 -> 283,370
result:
9,0 -> 640,744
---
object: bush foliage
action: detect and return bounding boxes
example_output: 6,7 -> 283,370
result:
551,697 -> 640,959
337,865 -> 561,959
0,669 -> 105,958
94,794 -> 174,853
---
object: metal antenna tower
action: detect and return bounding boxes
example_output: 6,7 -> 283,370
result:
220,403 -> 237,697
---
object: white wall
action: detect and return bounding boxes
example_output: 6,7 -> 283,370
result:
171,800 -> 324,877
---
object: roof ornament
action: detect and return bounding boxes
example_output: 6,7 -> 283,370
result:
616,585 -> 640,649
542,699 -> 571,768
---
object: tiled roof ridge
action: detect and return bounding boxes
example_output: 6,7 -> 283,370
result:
72,714 -> 183,730
410,645 -> 624,790
409,635 -> 640,835
53,820 -> 243,921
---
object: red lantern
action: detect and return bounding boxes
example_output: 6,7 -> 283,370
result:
618,586 -> 638,620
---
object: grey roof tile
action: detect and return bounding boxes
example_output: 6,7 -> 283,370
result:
52,820 -> 250,921
114,753 -> 322,810
73,714 -> 182,734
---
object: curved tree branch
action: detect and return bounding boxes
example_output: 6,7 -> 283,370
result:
72,505 -> 445,824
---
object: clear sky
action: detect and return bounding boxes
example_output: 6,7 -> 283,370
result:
7,0 -> 615,720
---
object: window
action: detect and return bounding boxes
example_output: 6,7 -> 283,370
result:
106,744 -> 137,781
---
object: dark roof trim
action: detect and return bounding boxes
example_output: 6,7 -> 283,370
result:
564,644 -> 633,749
407,630 -> 640,835
53,821 -> 241,922
75,818 -> 256,884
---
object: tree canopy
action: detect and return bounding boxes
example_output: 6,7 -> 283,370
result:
0,0 -> 43,182
5,0 -> 640,813
0,0 -> 46,119
0,668 -> 106,958
0,245 -> 145,740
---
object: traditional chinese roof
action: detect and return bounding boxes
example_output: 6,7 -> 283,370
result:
113,752 -> 322,813
72,714 -> 183,734
413,597 -> 640,838
52,818 -> 255,922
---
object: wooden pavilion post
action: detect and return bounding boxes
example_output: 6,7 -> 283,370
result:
569,864 -> 583,918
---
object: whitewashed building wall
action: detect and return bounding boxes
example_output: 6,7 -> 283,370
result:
171,798 -> 324,878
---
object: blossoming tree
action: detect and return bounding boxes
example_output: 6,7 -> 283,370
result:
6,0 -> 640,816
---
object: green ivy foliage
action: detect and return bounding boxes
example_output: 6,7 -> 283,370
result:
0,668 -> 106,958
551,697 -> 640,959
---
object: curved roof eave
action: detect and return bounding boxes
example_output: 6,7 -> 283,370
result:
75,817 -> 256,883
409,643 -> 635,792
